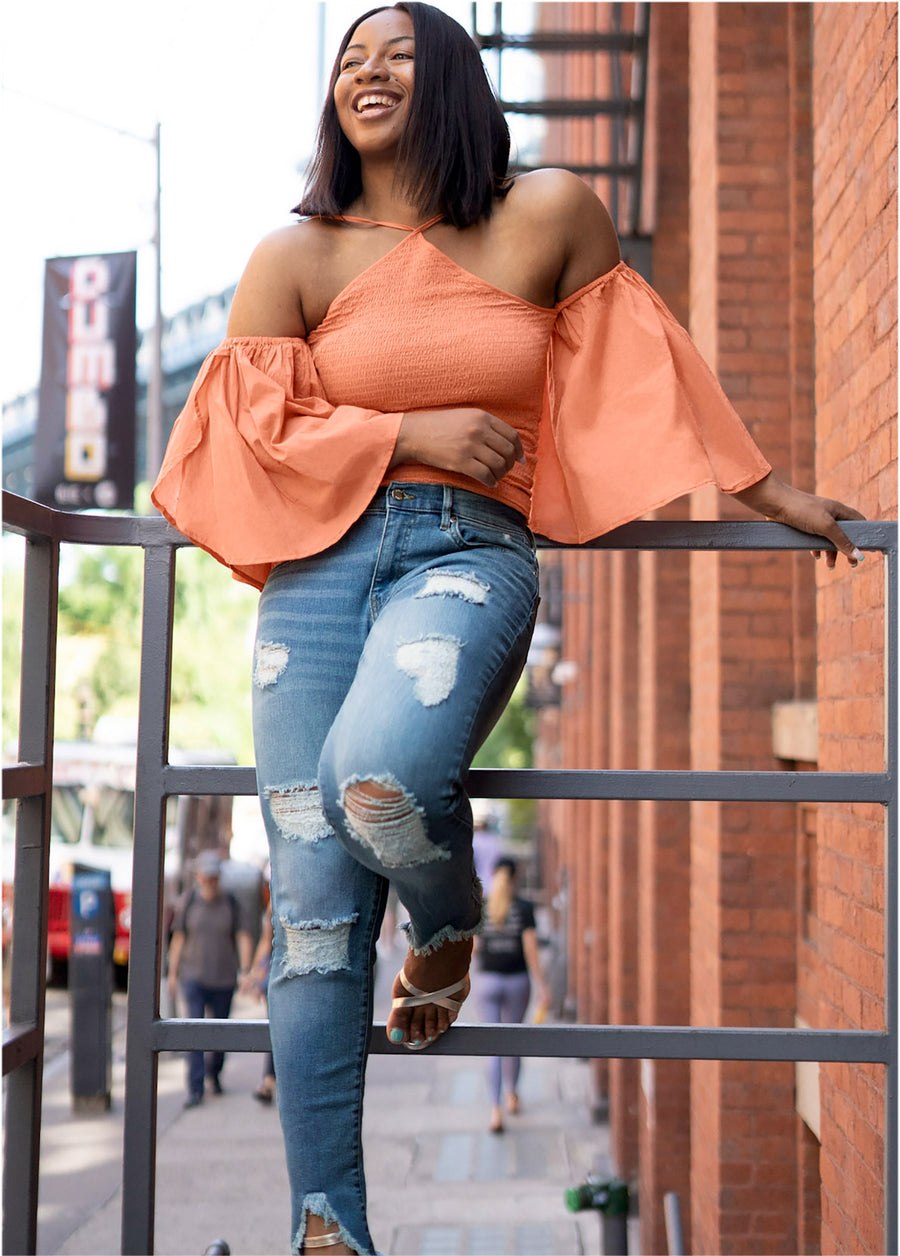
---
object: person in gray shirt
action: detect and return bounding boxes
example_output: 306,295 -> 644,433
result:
167,851 -> 254,1107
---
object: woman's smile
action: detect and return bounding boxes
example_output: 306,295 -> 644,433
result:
351,90 -> 403,119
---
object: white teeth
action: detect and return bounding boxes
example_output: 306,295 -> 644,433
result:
355,94 -> 397,112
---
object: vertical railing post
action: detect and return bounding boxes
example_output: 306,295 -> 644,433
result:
2,529 -> 59,1256
120,541 -> 178,1255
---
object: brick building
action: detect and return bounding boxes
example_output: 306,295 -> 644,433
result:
530,4 -> 897,1253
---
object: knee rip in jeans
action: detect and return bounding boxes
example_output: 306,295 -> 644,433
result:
254,640 -> 290,688
415,569 -> 490,604
265,783 -> 334,844
296,1193 -> 364,1255
280,914 -> 357,976
340,774 -> 450,869
395,634 -> 462,707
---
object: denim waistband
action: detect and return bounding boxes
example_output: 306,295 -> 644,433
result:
365,481 -> 531,533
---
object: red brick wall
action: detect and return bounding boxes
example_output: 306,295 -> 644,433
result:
811,3 -> 897,1252
530,2 -> 895,1252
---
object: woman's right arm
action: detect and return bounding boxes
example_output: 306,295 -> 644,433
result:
227,229 -> 308,338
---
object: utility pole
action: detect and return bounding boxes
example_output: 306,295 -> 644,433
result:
145,122 -> 164,488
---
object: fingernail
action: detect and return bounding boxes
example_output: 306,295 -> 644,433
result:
851,548 -> 865,562
390,1028 -> 404,1043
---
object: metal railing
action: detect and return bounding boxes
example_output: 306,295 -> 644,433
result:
2,490 -> 896,1255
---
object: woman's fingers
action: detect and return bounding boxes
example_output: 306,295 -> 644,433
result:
394,408 -> 524,484
799,499 -> 866,567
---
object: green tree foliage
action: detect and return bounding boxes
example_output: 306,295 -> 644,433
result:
471,677 -> 536,842
3,540 -> 258,762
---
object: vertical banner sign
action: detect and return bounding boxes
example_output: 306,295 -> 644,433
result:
33,251 -> 137,510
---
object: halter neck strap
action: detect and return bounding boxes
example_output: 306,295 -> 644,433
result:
337,213 -> 444,234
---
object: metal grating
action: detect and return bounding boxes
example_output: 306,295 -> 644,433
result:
472,1 -> 651,242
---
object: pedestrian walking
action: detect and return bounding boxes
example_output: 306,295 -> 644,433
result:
167,851 -> 254,1107
476,858 -> 550,1133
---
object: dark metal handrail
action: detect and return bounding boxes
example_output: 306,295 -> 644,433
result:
2,490 -> 896,1256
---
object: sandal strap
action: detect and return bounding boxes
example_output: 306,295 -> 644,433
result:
391,969 -> 468,1013
303,1231 -> 344,1250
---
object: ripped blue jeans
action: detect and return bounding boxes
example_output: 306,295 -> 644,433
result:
251,483 -> 540,1255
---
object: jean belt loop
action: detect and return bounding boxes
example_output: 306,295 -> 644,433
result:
441,485 -> 454,529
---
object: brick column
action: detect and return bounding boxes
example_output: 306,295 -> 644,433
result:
636,8 -> 694,1245
607,551 -> 640,1178
811,4 -> 896,1252
688,6 -> 802,1252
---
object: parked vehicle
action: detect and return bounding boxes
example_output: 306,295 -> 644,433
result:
2,739 -> 236,983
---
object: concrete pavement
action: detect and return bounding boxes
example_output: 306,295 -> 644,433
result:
34,949 -> 622,1256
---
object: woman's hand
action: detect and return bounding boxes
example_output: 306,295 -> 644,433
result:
732,472 -> 866,568
391,407 -> 525,488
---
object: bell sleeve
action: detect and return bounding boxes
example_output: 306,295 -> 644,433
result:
529,262 -> 771,543
150,336 -> 405,589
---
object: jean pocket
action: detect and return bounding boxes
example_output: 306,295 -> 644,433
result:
448,510 -> 538,569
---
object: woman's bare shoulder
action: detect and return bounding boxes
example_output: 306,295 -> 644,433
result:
507,169 -> 621,297
227,219 -> 339,338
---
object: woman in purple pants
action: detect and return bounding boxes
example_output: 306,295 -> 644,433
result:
476,858 -> 550,1133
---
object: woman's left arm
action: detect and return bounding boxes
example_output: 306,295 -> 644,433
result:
732,472 -> 866,568
522,928 -> 550,1008
546,171 -> 866,565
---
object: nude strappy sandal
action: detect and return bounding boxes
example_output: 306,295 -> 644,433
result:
303,1231 -> 344,1249
391,970 -> 469,1050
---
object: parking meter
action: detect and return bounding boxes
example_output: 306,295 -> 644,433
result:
69,867 -> 114,1112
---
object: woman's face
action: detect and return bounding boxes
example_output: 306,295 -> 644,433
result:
333,8 -> 416,159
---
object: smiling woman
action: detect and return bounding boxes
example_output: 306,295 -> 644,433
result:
299,4 -> 512,227
150,3 -> 865,1253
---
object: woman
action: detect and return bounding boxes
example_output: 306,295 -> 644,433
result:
476,858 -> 549,1134
152,5 -> 863,1251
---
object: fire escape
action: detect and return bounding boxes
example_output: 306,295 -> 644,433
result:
472,1 -> 652,276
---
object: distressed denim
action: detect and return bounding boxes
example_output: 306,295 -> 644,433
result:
252,482 -> 540,1255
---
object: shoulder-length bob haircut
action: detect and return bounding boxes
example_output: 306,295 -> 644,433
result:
293,2 -> 511,228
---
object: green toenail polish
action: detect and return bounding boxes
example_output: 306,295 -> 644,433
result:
390,1028 -> 404,1043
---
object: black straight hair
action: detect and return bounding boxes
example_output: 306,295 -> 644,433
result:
293,2 -> 512,228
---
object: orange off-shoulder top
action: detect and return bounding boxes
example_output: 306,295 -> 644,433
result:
151,219 -> 770,590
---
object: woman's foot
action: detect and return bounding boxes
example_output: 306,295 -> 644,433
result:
253,1076 -> 275,1104
506,1091 -> 520,1115
489,1104 -> 504,1134
302,1218 -> 352,1253
386,936 -> 472,1047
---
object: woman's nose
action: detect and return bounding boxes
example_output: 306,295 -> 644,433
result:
354,56 -> 388,81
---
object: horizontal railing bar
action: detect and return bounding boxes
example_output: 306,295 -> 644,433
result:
500,98 -> 637,116
512,161 -> 639,178
152,1018 -> 889,1064
161,764 -> 889,804
2,1023 -> 41,1076
1,493 -> 185,548
477,32 -> 647,53
2,763 -> 49,801
472,768 -> 890,803
3,493 -> 894,554
536,518 -> 895,553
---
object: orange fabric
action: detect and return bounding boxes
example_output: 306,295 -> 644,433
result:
151,240 -> 770,589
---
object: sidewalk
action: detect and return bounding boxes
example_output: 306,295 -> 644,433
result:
37,953 -> 618,1256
